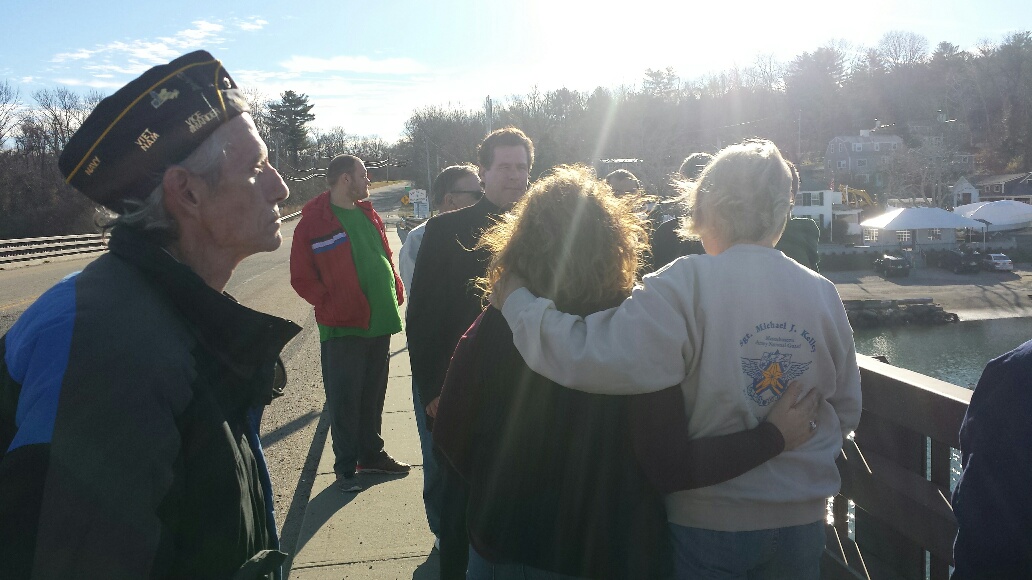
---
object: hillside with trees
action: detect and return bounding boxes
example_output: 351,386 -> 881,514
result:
1,30 -> 1031,238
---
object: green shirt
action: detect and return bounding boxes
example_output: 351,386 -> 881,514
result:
318,205 -> 403,340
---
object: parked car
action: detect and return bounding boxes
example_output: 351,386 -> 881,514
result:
982,253 -> 1014,272
873,254 -> 911,278
940,250 -> 982,274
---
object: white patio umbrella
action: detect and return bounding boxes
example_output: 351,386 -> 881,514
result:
954,200 -> 1032,227
861,207 -> 986,230
861,207 -> 987,251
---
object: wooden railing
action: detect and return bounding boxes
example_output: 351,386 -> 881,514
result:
824,354 -> 972,579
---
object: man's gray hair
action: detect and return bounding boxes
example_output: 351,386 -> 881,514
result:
110,126 -> 230,242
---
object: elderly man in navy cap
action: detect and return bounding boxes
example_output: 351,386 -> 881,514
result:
0,51 -> 299,580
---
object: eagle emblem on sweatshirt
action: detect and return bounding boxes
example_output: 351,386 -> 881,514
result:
741,350 -> 811,406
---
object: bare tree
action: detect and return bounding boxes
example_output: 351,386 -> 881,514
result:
752,54 -> 786,92
312,126 -> 351,160
241,87 -> 273,145
879,31 -> 929,70
0,80 -> 21,147
30,87 -> 100,155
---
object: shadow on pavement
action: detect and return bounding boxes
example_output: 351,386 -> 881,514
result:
282,410 -> 331,576
291,471 -> 412,557
264,410 -> 320,448
412,551 -> 440,579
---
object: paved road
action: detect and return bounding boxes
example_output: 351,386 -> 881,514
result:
825,264 -> 1032,320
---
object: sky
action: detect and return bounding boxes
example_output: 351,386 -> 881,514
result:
2,0 -> 1029,142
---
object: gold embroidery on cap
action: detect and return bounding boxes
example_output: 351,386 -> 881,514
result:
65,59 -> 218,184
84,156 -> 101,176
213,63 -> 228,116
136,128 -> 160,151
150,88 -> 180,108
185,110 -> 220,134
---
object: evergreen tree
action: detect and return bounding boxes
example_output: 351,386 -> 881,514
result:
268,90 -> 315,168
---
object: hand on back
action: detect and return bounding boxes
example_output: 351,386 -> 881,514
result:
765,381 -> 822,451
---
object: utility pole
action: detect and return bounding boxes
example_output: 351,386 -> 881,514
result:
485,96 -> 493,135
797,110 -> 802,163
424,136 -> 432,191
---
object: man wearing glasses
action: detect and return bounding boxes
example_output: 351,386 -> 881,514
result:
406,127 -> 533,578
398,164 -> 483,292
397,164 -> 482,548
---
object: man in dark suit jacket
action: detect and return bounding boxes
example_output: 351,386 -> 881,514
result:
406,126 -> 534,579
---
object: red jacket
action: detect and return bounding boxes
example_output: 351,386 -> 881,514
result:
289,191 -> 403,329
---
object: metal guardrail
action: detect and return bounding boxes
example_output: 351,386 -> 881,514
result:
0,233 -> 108,265
0,211 -> 303,266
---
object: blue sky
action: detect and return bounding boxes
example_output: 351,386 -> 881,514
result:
2,0 -> 1028,141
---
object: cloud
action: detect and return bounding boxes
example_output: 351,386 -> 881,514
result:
279,55 -> 426,75
53,77 -> 127,89
51,20 -> 228,68
237,17 -> 268,31
52,49 -> 97,63
44,18 -> 265,87
83,61 -> 152,76
163,20 -> 225,48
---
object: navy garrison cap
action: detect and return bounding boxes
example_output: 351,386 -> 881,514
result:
59,50 -> 248,213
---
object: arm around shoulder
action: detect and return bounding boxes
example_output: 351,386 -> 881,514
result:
500,270 -> 694,394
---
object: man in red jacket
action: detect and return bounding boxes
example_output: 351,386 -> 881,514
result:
290,154 -> 409,492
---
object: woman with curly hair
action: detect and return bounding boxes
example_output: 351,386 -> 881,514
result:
492,143 -> 862,579
433,164 -> 820,579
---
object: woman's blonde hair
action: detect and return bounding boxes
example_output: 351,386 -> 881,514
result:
676,139 -> 793,248
479,164 -> 647,315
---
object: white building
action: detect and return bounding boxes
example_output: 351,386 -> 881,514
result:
951,173 -> 1032,207
792,189 -> 863,237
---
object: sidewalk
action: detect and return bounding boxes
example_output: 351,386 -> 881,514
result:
289,226 -> 440,579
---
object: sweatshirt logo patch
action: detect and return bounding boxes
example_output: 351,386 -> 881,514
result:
312,231 -> 348,254
740,350 -> 810,406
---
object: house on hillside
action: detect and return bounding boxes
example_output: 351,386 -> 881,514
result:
824,131 -> 905,190
792,188 -> 863,239
951,173 -> 1032,206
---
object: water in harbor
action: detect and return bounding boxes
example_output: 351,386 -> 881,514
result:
853,317 -> 1032,389
850,316 -> 1032,502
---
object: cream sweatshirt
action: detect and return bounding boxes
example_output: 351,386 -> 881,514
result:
501,244 -> 862,531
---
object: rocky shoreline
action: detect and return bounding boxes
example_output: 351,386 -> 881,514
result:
843,298 -> 960,328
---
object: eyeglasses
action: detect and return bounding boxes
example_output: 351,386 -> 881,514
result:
449,190 -> 484,196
